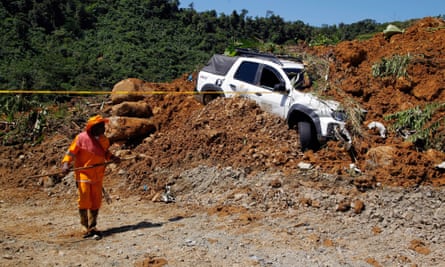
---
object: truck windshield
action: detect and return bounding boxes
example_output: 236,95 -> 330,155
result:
284,68 -> 304,88
284,68 -> 302,80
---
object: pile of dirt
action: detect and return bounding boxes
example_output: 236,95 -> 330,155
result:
109,18 -> 445,194
307,17 -> 445,186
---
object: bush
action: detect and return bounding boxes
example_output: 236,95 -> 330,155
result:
384,103 -> 445,151
372,54 -> 410,78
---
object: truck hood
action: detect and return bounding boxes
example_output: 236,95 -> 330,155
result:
304,93 -> 340,111
292,91 -> 344,119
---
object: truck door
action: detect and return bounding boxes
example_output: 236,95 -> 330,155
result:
248,64 -> 289,118
224,61 -> 260,98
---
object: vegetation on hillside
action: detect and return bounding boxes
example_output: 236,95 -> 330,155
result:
385,103 -> 445,151
0,0 -> 419,92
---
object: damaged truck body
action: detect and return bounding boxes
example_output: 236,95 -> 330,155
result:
195,49 -> 351,151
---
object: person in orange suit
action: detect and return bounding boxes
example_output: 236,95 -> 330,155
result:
62,115 -> 120,239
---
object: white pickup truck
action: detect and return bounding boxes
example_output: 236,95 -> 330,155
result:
195,49 -> 351,151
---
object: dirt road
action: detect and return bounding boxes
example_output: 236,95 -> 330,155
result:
1,165 -> 444,267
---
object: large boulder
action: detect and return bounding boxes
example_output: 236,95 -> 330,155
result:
106,116 -> 156,143
112,101 -> 153,118
111,78 -> 147,105
365,146 -> 395,170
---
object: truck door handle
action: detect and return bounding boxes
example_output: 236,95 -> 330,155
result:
255,92 -> 262,96
230,84 -> 236,90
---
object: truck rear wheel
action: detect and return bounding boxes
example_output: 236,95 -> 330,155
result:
298,121 -> 319,151
202,92 -> 218,105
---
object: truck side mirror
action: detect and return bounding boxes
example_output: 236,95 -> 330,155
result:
273,82 -> 287,92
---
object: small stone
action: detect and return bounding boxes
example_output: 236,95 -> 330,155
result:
351,200 -> 365,214
297,162 -> 312,170
336,200 -> 350,212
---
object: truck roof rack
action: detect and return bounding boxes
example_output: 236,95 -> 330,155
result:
276,54 -> 303,63
235,48 -> 303,65
235,48 -> 282,65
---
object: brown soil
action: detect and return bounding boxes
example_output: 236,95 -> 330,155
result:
1,17 -> 444,266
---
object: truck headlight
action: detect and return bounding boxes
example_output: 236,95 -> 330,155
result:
332,110 -> 347,122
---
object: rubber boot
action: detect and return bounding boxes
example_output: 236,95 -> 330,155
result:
79,209 -> 89,237
88,209 -> 102,239
88,209 -> 99,230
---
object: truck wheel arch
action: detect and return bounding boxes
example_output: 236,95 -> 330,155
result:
199,84 -> 224,105
287,106 -> 321,133
286,106 -> 322,150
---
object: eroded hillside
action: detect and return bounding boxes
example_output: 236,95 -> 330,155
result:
1,17 -> 445,267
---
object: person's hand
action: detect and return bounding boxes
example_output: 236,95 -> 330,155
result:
62,162 -> 70,174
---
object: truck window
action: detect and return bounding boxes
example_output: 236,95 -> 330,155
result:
260,66 -> 282,89
234,61 -> 259,84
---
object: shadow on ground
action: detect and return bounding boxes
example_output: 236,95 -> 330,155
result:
101,215 -> 189,237
102,221 -> 163,237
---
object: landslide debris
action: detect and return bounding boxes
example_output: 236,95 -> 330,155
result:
1,17 -> 444,197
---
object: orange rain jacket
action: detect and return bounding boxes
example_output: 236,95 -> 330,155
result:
62,116 -> 112,209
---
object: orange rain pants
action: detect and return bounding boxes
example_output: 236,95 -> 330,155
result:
62,132 -> 111,210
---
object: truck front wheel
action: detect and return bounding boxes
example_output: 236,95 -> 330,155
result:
298,121 -> 319,151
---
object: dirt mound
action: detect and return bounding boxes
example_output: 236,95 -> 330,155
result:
313,17 -> 445,106
116,18 -> 445,191
306,17 -> 445,186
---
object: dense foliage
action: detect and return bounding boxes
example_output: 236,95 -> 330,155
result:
1,0 -> 420,93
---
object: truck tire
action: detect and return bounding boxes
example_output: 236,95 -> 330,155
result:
298,121 -> 318,151
202,92 -> 218,105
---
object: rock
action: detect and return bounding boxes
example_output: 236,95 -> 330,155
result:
111,78 -> 147,105
40,176 -> 56,188
365,146 -> 395,170
335,199 -> 351,212
112,101 -> 153,118
107,116 -> 156,143
409,239 -> 431,255
297,162 -> 312,170
434,206 -> 445,221
351,199 -> 365,214
299,198 -> 312,207
268,178 -> 282,188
